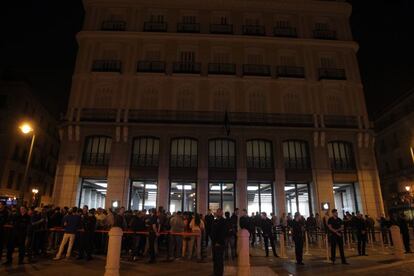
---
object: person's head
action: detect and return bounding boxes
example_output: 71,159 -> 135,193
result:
241,209 -> 247,216
234,208 -> 239,216
216,208 -> 223,218
294,212 -> 301,221
177,211 -> 182,216
225,211 -> 230,218
119,207 -> 125,215
331,209 -> 338,218
83,205 -> 89,214
357,213 -> 363,219
261,212 -> 267,219
20,206 -> 27,215
310,213 -> 314,218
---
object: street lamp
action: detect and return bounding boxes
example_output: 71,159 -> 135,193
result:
18,122 -> 36,207
32,188 -> 39,207
405,186 -> 411,192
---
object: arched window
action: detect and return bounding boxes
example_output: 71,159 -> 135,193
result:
209,139 -> 236,168
131,137 -> 160,167
283,92 -> 301,113
246,140 -> 273,169
327,141 -> 355,170
177,88 -> 194,110
248,91 -> 266,113
82,136 -> 112,166
212,88 -> 230,111
283,140 -> 311,169
141,88 -> 159,110
170,138 -> 198,168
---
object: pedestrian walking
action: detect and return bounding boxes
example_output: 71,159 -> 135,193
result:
291,212 -> 305,265
327,209 -> 349,265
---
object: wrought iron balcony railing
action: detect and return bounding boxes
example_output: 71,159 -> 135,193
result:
273,27 -> 297,38
319,68 -> 346,80
276,66 -> 305,78
208,63 -> 236,75
137,61 -> 166,73
173,62 -> 201,74
210,24 -> 233,34
101,21 -> 126,31
177,23 -> 200,33
284,157 -> 311,170
131,154 -> 159,167
91,60 -> 122,73
82,153 -> 110,166
242,25 -> 266,36
242,64 -> 271,76
313,29 -> 337,40
143,22 -> 168,32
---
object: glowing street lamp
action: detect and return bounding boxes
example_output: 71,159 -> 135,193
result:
18,122 -> 36,207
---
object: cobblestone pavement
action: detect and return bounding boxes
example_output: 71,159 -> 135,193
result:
1,242 -> 414,276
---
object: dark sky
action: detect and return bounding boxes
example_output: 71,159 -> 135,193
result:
1,0 -> 413,119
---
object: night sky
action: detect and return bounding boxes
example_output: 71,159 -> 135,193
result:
1,0 -> 413,119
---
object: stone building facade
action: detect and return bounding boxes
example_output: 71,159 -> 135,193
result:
53,0 -> 384,218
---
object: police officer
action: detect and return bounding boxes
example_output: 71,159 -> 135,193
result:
260,212 -> 278,257
327,209 -> 349,265
5,206 -> 31,265
212,208 -> 226,276
291,212 -> 305,265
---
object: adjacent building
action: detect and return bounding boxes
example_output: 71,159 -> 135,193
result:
0,78 -> 60,205
53,0 -> 384,218
375,88 -> 414,217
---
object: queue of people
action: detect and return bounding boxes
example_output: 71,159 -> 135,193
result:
0,200 -> 413,276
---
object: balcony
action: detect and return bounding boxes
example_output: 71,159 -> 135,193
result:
177,23 -> 200,33
91,60 -> 121,73
313,29 -> 337,40
242,64 -> 271,76
319,68 -> 346,80
276,66 -> 305,78
101,20 -> 126,31
273,27 -> 297,38
210,24 -> 233,34
173,62 -> 201,74
137,61 -> 166,73
242,25 -> 265,36
143,22 -> 168,32
208,63 -> 236,75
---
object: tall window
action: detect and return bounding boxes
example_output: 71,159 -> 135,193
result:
247,182 -> 273,215
129,181 -> 158,211
209,183 -> 235,213
212,88 -> 230,111
131,137 -> 160,167
170,182 -> 197,212
170,138 -> 198,168
82,136 -> 112,166
177,88 -> 194,110
328,141 -> 355,170
246,140 -> 273,169
283,140 -> 311,169
248,91 -> 266,113
209,139 -> 236,168
285,183 -> 312,217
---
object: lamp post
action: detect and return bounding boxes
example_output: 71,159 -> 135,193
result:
32,188 -> 39,207
18,122 -> 36,207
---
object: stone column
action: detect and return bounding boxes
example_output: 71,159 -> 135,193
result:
106,141 -> 130,208
236,137 -> 247,210
198,136 -> 208,215
274,137 -> 286,217
158,136 -> 170,210
91,190 -> 97,209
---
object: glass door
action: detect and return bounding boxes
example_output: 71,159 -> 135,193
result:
208,182 -> 235,213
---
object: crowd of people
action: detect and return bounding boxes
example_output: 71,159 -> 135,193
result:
0,200 -> 413,275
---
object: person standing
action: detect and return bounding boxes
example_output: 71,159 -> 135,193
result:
0,201 -> 9,262
168,211 -> 185,260
205,209 -> 214,249
398,213 -> 412,253
327,209 -> 349,265
260,212 -> 278,257
355,213 -> 368,256
212,208 -> 226,276
224,211 -> 236,260
189,213 -> 205,260
4,206 -> 30,265
54,207 -> 81,260
78,207 -> 96,260
147,208 -> 159,263
291,212 -> 305,265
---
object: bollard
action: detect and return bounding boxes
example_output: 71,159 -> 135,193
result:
304,231 -> 311,256
390,225 -> 405,260
278,232 -> 288,259
105,227 -> 123,276
237,229 -> 251,276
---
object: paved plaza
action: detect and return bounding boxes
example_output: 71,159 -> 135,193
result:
2,241 -> 414,276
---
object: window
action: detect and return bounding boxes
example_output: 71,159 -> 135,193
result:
246,140 -> 273,169
182,15 -> 196,24
283,92 -> 301,113
170,138 -> 198,168
7,170 -> 15,189
209,139 -> 235,168
177,88 -> 194,110
327,141 -> 355,170
320,57 -> 336,68
180,51 -> 195,63
285,183 -> 312,217
131,137 -> 160,167
333,183 -> 360,216
209,183 -> 235,213
129,181 -> 157,211
169,182 -> 197,212
248,91 -> 266,113
247,182 -> 273,215
82,136 -> 112,166
79,179 -> 107,209
283,140 -> 311,169
149,14 -> 165,23
212,88 -> 230,111
141,88 -> 159,109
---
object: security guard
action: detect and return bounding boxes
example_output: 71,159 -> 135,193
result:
327,209 -> 349,265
